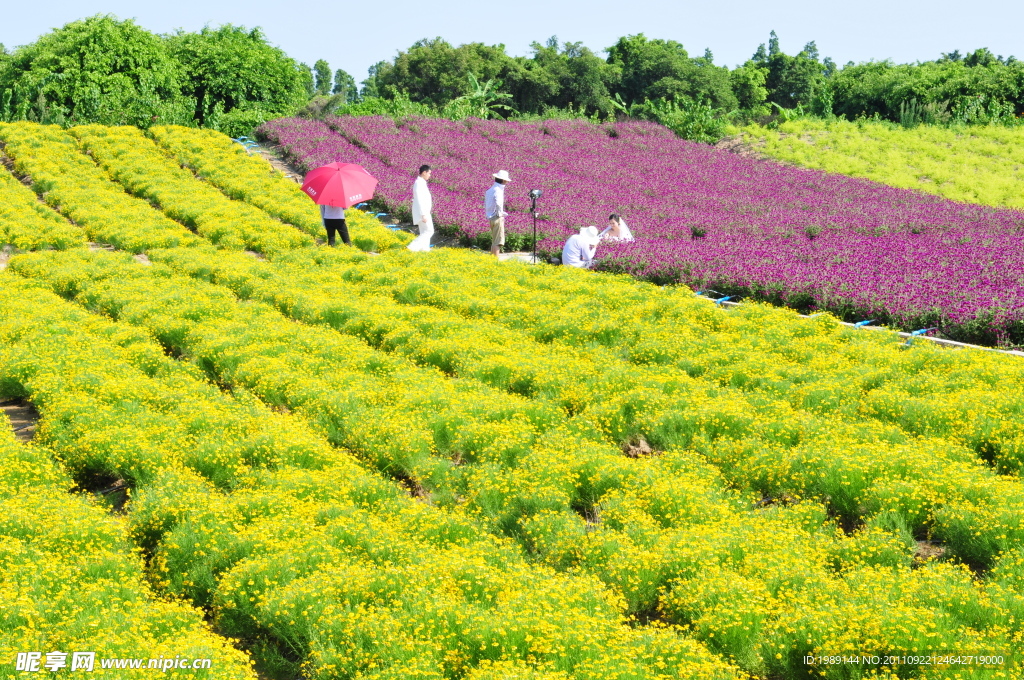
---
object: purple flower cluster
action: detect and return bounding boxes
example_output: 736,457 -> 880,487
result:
258,116 -> 1024,345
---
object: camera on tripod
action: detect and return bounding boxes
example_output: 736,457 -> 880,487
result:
529,189 -> 543,199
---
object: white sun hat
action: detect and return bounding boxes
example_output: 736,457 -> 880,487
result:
492,170 -> 512,182
579,226 -> 601,245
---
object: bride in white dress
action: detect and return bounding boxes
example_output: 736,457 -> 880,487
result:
599,214 -> 634,242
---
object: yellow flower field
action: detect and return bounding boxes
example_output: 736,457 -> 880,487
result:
1,121 -> 1023,680
737,119 -> 1024,210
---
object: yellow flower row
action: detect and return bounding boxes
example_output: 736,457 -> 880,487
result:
0,122 -> 200,253
148,125 -> 323,236
2,122 -> 410,255
343,205 -> 416,252
70,125 -> 312,255
0,165 -> 84,250
149,124 -> 412,252
0,414 -> 256,679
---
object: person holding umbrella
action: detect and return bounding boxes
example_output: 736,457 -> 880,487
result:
320,203 -> 349,246
485,170 -> 511,257
301,162 -> 379,247
407,164 -> 433,252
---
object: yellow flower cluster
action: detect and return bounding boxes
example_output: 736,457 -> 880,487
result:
148,125 -> 323,237
0,122 -> 200,253
343,205 -> 415,252
70,125 -> 312,255
0,165 -> 84,250
9,246 -> 1024,679
738,118 -> 1024,209
0,413 -> 256,679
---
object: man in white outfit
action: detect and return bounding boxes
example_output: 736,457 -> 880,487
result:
408,164 -> 433,252
561,226 -> 601,268
484,170 -> 511,257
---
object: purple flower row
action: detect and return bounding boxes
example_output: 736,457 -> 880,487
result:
258,116 -> 1024,345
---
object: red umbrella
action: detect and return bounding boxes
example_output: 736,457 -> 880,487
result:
301,162 -> 378,208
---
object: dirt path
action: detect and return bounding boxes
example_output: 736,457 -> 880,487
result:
1,398 -> 39,442
251,144 -> 305,185
714,134 -> 768,159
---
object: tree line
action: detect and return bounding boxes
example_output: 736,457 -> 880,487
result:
0,15 -> 314,135
2,15 -> 1021,142
353,32 -> 1023,126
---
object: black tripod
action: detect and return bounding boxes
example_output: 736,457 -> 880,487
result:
529,189 -> 543,264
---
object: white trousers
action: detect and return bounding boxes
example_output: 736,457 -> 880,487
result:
407,215 -> 434,252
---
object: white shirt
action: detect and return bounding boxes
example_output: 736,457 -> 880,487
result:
412,176 -> 432,224
561,235 -> 595,268
484,182 -> 507,219
320,204 -> 345,220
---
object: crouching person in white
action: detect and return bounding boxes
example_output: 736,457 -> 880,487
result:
408,164 -> 433,252
561,226 -> 601,268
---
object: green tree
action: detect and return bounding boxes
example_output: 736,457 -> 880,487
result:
333,68 -> 358,102
525,38 -> 616,115
299,63 -> 315,98
964,48 -> 997,68
373,38 -> 511,107
167,25 -> 309,125
361,61 -> 388,99
730,60 -> 769,112
314,59 -> 332,96
0,14 -> 185,126
501,56 -> 560,115
829,56 -> 1024,122
606,33 -> 737,110
754,32 -> 827,109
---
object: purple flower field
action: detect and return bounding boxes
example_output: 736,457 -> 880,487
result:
258,116 -> 1024,345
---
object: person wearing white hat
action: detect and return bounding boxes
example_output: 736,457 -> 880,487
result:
484,170 -> 511,257
561,226 -> 601,268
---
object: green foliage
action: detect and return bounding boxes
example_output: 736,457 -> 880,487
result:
360,60 -> 388,99
167,25 -> 309,126
314,59 -> 332,96
730,60 -> 770,113
606,34 -> 737,111
634,97 -> 730,144
828,56 -> 1024,123
0,14 -> 186,127
335,92 -> 434,119
441,73 -> 515,120
374,38 -> 511,108
751,31 -> 827,109
519,38 -> 616,116
332,68 -> 358,102
299,63 -> 315,98
218,106 -> 275,138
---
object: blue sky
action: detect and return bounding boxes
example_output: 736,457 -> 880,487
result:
3,0 -> 1022,84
